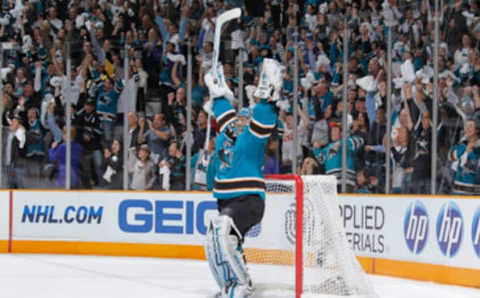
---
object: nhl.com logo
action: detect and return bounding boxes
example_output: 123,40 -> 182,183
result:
472,207 -> 480,258
404,201 -> 429,255
436,202 -> 463,258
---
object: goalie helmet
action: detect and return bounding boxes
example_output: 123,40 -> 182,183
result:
204,64 -> 234,102
225,120 -> 241,141
253,58 -> 285,101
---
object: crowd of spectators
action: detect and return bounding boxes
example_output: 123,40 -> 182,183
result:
2,0 -> 480,195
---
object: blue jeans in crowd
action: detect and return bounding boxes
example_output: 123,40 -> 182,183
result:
100,120 -> 114,148
5,165 -> 26,189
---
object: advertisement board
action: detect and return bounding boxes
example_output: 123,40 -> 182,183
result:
7,190 -> 480,286
339,195 -> 480,271
11,190 -> 295,249
12,191 -> 217,245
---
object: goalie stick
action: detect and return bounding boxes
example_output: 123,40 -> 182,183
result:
212,8 -> 241,77
205,8 -> 242,151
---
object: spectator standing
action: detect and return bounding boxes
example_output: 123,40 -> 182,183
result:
91,66 -> 124,148
25,107 -> 45,187
410,110 -> 433,194
191,137 -> 217,191
5,116 -> 28,188
76,98 -> 103,187
192,109 -> 211,154
138,113 -> 172,163
263,136 -> 280,175
48,126 -> 83,189
142,27 -> 163,97
163,141 -> 186,190
448,119 -> 480,195
391,127 -> 415,194
311,104 -> 333,151
128,143 -> 156,190
280,108 -> 308,173
165,88 -> 187,142
126,112 -> 141,149
101,139 -> 123,189
314,122 -> 364,192
365,106 -> 386,180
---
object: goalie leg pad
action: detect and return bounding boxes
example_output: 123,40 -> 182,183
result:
205,215 -> 252,296
205,221 -> 226,291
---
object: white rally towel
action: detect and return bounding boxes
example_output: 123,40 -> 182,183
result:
356,75 -> 377,92
400,59 -> 416,83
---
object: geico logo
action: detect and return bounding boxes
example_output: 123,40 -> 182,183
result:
118,199 -> 217,234
404,201 -> 428,255
472,207 -> 480,257
21,205 -> 103,224
436,202 -> 463,258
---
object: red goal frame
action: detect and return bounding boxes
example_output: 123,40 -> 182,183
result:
265,174 -> 304,298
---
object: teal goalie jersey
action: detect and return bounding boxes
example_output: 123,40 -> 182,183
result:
212,97 -> 277,200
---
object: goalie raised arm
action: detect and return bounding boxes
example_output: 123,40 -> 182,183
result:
204,58 -> 286,298
205,60 -> 286,199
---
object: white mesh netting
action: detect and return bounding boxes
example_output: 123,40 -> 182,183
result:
243,175 -> 377,298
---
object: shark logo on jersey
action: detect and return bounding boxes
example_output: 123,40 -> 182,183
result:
404,200 -> 429,255
436,201 -> 463,258
218,141 -> 234,171
472,207 -> 480,258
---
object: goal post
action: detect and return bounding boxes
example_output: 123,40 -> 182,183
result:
243,174 -> 376,298
266,174 -> 305,298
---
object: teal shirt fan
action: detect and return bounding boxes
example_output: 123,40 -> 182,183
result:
313,134 -> 365,187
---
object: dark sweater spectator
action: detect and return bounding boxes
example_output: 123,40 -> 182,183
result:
263,137 -> 280,175
101,139 -> 123,190
164,142 -> 186,191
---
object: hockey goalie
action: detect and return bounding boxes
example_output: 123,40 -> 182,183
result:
203,58 -> 288,298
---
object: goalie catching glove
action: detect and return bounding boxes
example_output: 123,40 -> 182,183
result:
203,64 -> 235,115
254,58 -> 285,102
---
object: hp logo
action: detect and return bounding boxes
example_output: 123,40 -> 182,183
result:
472,207 -> 480,258
404,201 -> 429,255
436,202 -> 463,258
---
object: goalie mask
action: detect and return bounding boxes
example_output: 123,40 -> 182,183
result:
253,58 -> 285,101
224,108 -> 251,142
225,120 -> 241,141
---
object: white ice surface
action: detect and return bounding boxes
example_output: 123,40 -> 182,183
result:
0,254 -> 479,298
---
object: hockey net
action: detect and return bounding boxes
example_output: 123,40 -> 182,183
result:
243,175 -> 376,298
